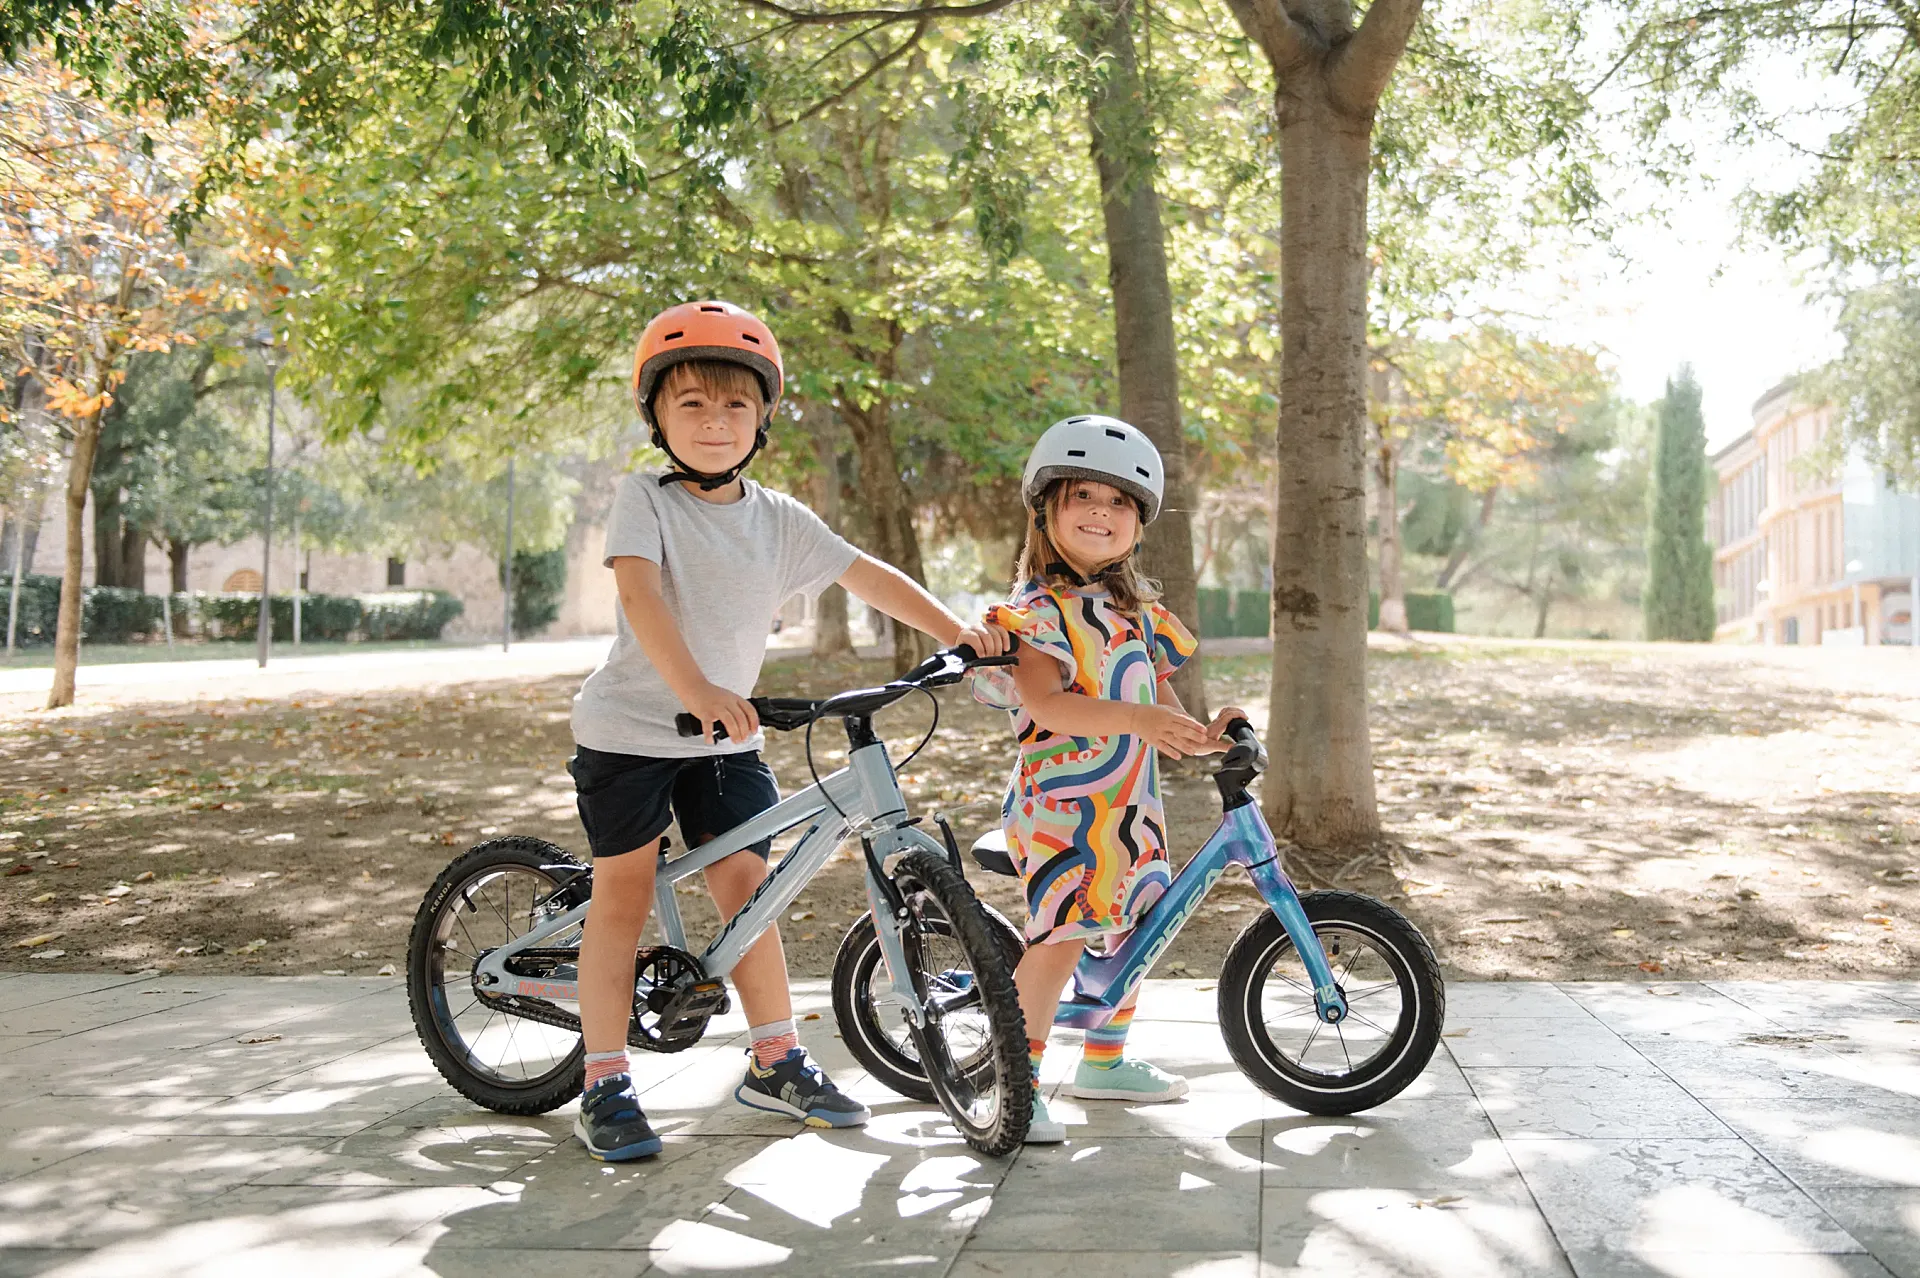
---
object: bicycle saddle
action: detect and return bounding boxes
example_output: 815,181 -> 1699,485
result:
970,829 -> 1017,878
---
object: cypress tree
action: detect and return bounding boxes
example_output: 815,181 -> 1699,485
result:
1644,366 -> 1717,641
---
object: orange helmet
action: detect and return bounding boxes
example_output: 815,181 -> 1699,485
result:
631,300 -> 783,426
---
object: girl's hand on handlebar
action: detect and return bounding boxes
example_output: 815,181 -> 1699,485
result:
685,682 -> 758,745
1203,706 -> 1253,750
1128,703 -> 1214,760
956,620 -> 1012,658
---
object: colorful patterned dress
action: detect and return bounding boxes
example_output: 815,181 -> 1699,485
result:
973,579 -> 1198,945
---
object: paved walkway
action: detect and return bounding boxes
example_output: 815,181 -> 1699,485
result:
1,974 -> 1917,1277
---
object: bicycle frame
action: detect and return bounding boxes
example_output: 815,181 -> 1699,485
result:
1052,796 -> 1350,1030
472,737 -> 937,1026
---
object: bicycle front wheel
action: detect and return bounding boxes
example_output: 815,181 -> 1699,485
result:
406,837 -> 586,1114
1218,890 -> 1444,1114
881,850 -> 1031,1155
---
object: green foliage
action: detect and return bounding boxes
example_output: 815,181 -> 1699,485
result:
1644,368 -> 1716,642
360,590 -> 464,641
0,574 -> 60,646
297,593 -> 365,642
1196,588 -> 1273,638
510,546 -> 565,637
1368,592 -> 1457,633
82,587 -> 164,644
1805,285 -> 1920,485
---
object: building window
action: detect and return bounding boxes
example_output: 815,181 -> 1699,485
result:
1784,616 -> 1800,645
386,558 -> 406,588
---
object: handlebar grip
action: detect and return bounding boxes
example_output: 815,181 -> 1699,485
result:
1225,717 -> 1258,745
674,712 -> 725,740
955,634 -> 1021,668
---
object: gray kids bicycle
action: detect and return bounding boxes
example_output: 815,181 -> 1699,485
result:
405,644 -> 1033,1155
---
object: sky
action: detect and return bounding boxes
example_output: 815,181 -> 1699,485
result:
1508,52 -> 1851,452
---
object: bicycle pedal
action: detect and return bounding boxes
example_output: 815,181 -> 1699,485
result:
652,979 -> 730,1048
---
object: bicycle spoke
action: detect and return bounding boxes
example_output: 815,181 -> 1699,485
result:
1343,980 -> 1400,1004
1345,1007 -> 1395,1037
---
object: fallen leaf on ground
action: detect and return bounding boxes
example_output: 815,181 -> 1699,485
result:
29,949 -> 66,960
789,910 -> 815,922
119,916 -> 146,927
1638,961 -> 1664,973
13,932 -> 62,948
4,864 -> 30,877
238,1034 -> 282,1045
30,892 -> 53,903
133,870 -> 155,883
376,963 -> 396,976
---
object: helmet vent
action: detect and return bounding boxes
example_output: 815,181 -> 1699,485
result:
699,305 -> 725,312
1105,427 -> 1127,440
1136,466 -> 1152,478
740,332 -> 762,344
1067,416 -> 1089,424
1066,449 -> 1086,458
663,330 -> 685,342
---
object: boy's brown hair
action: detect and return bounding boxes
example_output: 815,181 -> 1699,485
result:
1013,479 -> 1160,614
652,359 -> 768,419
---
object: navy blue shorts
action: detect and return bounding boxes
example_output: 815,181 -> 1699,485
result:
568,745 -> 780,860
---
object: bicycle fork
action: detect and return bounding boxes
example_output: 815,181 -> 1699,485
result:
1053,800 -> 1350,1028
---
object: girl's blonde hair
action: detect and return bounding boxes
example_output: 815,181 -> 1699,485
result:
1013,479 -> 1160,614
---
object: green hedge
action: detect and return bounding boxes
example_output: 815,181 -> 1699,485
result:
510,548 -> 566,638
361,590 -> 463,640
1,580 -> 462,644
0,574 -> 60,646
1368,591 -> 1456,633
1196,587 -> 1271,638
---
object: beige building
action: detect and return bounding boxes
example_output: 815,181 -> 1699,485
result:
1710,384 -> 1919,645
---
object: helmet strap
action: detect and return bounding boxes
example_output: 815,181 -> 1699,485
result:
654,421 -> 771,493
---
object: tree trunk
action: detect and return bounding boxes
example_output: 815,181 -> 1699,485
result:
1264,70 -> 1382,847
1532,584 -> 1552,638
1373,438 -> 1407,633
168,538 -> 190,593
119,519 -> 145,593
1222,0 -> 1422,850
837,396 -> 935,671
1082,0 -> 1208,720
1435,486 -> 1496,589
49,410 -> 104,708
807,415 -> 854,658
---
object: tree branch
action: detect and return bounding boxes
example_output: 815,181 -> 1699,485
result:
1329,0 -> 1422,115
734,0 -> 1022,27
1218,0 -> 1318,77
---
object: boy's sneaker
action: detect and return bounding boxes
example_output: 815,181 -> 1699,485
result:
1063,1057 -> 1189,1103
1026,1091 -> 1066,1144
736,1048 -> 870,1128
573,1074 -> 664,1161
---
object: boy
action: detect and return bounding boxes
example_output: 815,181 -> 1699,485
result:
569,300 -> 1006,1161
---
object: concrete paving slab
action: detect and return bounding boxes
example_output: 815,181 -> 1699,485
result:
1260,1183 -> 1574,1278
1506,1137 -> 1864,1256
1468,1066 -> 1738,1140
0,974 -> 1916,1276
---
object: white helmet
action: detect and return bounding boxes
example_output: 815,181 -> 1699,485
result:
1022,415 -> 1165,524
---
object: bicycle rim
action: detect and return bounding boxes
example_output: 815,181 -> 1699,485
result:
896,876 -> 1004,1135
1251,921 -> 1414,1084
424,863 -> 581,1087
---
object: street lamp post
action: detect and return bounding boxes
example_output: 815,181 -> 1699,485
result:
255,329 -> 282,669
501,457 -> 515,653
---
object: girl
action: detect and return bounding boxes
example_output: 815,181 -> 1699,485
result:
975,415 -> 1245,1143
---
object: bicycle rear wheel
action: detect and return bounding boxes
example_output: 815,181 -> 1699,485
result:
878,850 -> 1030,1155
406,837 -> 586,1114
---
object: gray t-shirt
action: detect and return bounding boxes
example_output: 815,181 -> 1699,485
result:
571,473 -> 860,758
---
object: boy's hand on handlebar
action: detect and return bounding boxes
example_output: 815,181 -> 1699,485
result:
955,620 -> 1012,658
684,682 -> 758,745
1129,703 -> 1214,760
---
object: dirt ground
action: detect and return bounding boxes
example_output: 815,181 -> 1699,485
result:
3,641 -> 1917,982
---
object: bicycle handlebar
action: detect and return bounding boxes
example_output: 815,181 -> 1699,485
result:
675,640 -> 1022,741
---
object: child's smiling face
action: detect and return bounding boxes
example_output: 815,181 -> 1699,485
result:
655,366 -> 763,478
1049,478 -> 1142,575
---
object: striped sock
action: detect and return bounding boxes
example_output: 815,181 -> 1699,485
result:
750,1019 -> 800,1069
1027,1037 -> 1047,1091
583,1050 -> 629,1091
1082,1002 -> 1137,1070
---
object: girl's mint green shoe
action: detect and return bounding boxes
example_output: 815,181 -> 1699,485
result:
1026,1092 -> 1067,1143
1064,1058 -> 1190,1102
